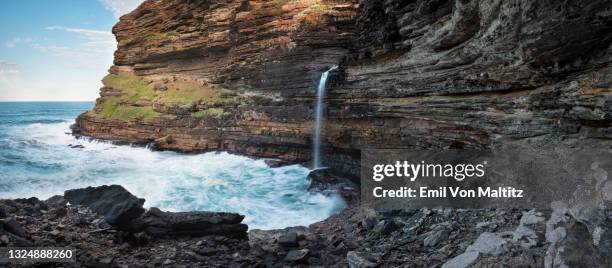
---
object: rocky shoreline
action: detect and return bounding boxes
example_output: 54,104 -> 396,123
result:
1,184 -> 609,267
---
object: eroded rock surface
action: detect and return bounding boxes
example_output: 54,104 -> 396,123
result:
73,0 -> 612,179
73,0 -> 360,168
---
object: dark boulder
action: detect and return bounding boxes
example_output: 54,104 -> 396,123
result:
64,185 -> 145,229
307,168 -> 338,190
1,217 -> 26,237
307,168 -> 358,204
347,251 -> 377,268
60,186 -> 248,239
140,207 -> 247,239
277,231 -> 298,247
372,220 -> 400,235
45,195 -> 67,207
284,249 -> 309,262
423,227 -> 451,247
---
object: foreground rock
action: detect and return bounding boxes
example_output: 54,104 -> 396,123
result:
0,186 -> 610,267
64,185 -> 248,240
64,185 -> 145,228
139,208 -> 247,238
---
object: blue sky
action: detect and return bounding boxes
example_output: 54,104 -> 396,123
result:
0,0 -> 143,101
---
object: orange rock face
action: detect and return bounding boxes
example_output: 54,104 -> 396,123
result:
74,0 -> 360,169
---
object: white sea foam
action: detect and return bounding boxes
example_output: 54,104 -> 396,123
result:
0,121 -> 346,230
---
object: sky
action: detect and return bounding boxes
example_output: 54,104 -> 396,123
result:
0,0 -> 144,101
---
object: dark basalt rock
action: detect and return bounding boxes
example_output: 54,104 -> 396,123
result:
0,190 -> 610,266
139,207 -> 248,239
64,185 -> 145,229
423,226 -> 451,247
284,249 -> 309,262
1,217 -> 26,237
277,231 -> 298,247
307,168 -> 359,204
45,195 -> 67,207
346,251 -> 377,268
63,185 -> 248,239
307,168 -> 338,190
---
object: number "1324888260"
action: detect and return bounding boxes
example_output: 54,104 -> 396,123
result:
8,249 -> 73,259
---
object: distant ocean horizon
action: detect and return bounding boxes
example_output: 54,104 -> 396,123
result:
0,102 -> 345,229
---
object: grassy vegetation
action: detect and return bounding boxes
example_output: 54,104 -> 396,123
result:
309,3 -> 333,13
98,73 -> 234,121
103,74 -> 156,101
103,73 -> 225,104
159,87 -> 222,104
117,31 -> 179,46
192,108 -> 231,119
99,98 -> 159,121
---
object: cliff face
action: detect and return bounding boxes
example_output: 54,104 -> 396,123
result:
74,0 -> 612,177
75,0 -> 359,168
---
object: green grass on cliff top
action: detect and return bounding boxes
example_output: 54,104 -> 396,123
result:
99,98 -> 159,121
99,73 -> 232,121
160,87 -> 222,104
119,31 -> 180,46
309,3 -> 333,13
103,74 -> 156,101
103,74 -> 223,105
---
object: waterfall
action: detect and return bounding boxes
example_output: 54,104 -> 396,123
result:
313,66 -> 338,169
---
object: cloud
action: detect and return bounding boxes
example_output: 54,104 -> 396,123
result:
99,0 -> 144,18
38,26 -> 116,69
0,61 -> 20,82
45,26 -> 115,46
5,37 -> 32,48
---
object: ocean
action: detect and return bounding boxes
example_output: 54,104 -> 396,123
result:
0,102 -> 345,229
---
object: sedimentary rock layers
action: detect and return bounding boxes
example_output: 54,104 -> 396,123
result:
74,0 -> 612,177
74,0 -> 360,164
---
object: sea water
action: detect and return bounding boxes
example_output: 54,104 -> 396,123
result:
0,102 -> 346,230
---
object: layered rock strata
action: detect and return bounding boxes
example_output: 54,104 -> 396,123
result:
74,0 -> 612,178
74,0 -> 360,169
